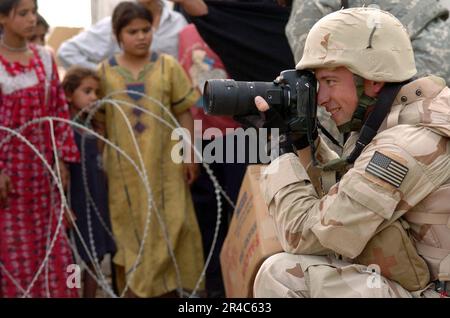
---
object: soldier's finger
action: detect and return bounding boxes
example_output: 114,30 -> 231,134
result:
255,96 -> 270,112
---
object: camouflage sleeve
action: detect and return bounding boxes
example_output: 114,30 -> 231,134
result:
261,137 -> 438,258
286,0 -> 341,63
412,18 -> 450,84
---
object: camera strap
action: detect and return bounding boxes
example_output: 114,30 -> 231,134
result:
338,76 -> 378,134
317,122 -> 343,149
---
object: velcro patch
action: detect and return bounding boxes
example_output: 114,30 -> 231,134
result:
365,151 -> 408,188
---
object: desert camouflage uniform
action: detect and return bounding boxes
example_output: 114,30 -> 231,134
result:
286,0 -> 450,154
254,76 -> 450,297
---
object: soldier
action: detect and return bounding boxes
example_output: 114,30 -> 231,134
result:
285,0 -> 450,154
253,8 -> 450,297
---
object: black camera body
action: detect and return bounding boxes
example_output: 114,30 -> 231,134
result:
202,69 -> 317,134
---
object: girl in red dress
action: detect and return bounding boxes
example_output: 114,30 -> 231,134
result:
0,0 -> 79,297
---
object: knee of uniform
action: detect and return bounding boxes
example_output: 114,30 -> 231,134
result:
253,252 -> 293,298
261,252 -> 291,271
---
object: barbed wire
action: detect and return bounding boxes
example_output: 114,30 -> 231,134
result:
0,92 -> 235,298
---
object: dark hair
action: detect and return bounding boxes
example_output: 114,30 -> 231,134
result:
62,66 -> 100,97
0,0 -> 37,16
37,13 -> 49,31
112,1 -> 153,43
0,0 -> 37,35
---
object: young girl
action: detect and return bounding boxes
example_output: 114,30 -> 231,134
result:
27,13 -> 48,46
62,67 -> 116,298
98,1 -> 204,297
0,0 -> 79,297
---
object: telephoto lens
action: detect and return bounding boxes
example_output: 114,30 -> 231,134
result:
203,79 -> 286,116
202,70 -> 317,135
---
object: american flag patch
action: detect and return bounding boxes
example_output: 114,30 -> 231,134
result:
365,151 -> 408,188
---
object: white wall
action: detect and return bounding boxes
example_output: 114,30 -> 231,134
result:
38,0 -> 92,28
90,0 -> 175,23
37,0 -> 450,28
91,0 -> 124,24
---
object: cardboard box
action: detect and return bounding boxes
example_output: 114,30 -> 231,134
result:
220,165 -> 283,298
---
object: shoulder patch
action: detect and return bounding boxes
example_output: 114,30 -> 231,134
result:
365,151 -> 408,188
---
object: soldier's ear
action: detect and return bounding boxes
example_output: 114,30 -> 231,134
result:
363,80 -> 385,97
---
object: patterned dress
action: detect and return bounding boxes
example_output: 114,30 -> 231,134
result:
0,45 -> 79,298
98,53 -> 204,297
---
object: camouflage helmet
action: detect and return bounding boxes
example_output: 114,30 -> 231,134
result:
296,7 -> 417,82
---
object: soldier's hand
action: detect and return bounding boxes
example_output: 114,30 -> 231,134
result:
0,171 -> 11,207
231,96 -> 271,129
255,96 -> 289,133
254,96 -> 296,159
254,96 -> 270,112
235,96 -> 288,131
254,96 -> 314,152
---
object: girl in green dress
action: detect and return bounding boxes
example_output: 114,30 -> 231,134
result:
98,1 -> 204,298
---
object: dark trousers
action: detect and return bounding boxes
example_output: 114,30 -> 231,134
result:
191,137 -> 248,297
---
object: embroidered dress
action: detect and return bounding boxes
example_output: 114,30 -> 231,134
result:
0,45 -> 79,298
98,53 -> 204,297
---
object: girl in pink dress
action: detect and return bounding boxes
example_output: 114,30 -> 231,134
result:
0,0 -> 79,297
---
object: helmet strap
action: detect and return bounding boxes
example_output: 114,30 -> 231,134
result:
321,80 -> 407,172
345,81 -> 404,164
337,75 -> 377,134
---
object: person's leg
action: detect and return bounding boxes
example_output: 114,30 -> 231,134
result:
202,135 -> 249,297
110,257 -> 119,296
124,288 -> 139,298
112,265 -> 144,298
254,253 -> 310,298
255,253 -> 414,298
191,137 -> 232,297
114,265 -> 126,296
190,135 -> 249,298
191,158 -> 228,297
82,263 -> 98,298
125,289 -> 180,298
156,290 -> 179,298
